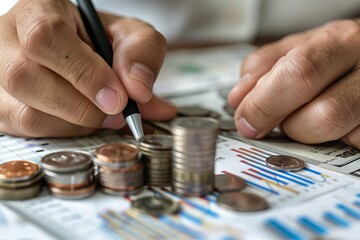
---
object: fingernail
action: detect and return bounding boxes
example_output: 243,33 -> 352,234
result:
240,73 -> 251,83
237,117 -> 258,138
96,86 -> 120,113
102,113 -> 125,129
130,63 -> 154,90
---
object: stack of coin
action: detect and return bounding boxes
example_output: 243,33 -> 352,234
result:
171,117 -> 219,196
95,142 -> 143,196
0,160 -> 43,200
131,196 -> 179,215
139,135 -> 172,187
41,151 -> 96,199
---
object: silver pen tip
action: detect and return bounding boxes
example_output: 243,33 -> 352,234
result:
125,113 -> 144,141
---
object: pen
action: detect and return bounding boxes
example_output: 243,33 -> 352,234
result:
76,0 -> 144,141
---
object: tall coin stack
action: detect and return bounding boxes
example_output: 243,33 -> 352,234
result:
41,151 -> 96,199
95,142 -> 144,196
0,160 -> 43,200
171,117 -> 219,196
139,135 -> 172,187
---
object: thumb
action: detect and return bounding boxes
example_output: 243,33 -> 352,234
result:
107,17 -> 167,103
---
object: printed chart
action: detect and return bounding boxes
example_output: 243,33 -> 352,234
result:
1,132 -> 360,239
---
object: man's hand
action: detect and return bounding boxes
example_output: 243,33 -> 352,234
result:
0,0 -> 176,137
228,19 -> 360,148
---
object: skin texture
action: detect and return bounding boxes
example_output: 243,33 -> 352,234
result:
228,19 -> 360,148
0,0 -> 177,137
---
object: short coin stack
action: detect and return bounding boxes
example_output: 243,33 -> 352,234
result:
95,142 -> 144,196
140,135 -> 172,187
0,160 -> 43,200
171,117 -> 219,196
41,151 -> 96,199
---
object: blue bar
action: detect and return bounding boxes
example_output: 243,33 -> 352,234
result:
323,211 -> 350,228
354,201 -> 360,208
159,215 -> 202,239
265,218 -> 305,240
242,160 -> 312,186
178,211 -> 202,225
302,167 -> 322,175
252,171 -> 288,185
245,180 -> 279,195
337,204 -> 360,219
356,193 -> 360,198
159,189 -> 219,218
297,216 -> 328,236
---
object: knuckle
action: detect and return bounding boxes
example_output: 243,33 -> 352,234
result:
313,98 -> 352,139
67,54 -> 97,89
245,47 -> 274,64
66,98 -> 102,127
17,105 -> 46,137
3,57 -> 31,95
22,16 -> 65,57
278,54 -> 320,100
247,97 -> 274,123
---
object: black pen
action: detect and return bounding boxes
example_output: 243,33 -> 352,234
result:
76,0 -> 144,141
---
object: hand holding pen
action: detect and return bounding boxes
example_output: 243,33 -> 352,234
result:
0,0 -> 176,138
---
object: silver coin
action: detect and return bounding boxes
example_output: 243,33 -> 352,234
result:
100,186 -> 143,196
43,167 -> 94,185
217,192 -> 268,212
0,182 -> 42,200
266,155 -> 305,172
223,103 -> 236,116
140,135 -> 172,150
172,117 -> 220,133
219,119 -> 237,131
131,196 -> 179,215
177,105 -> 210,117
41,151 -> 94,173
214,175 -> 246,193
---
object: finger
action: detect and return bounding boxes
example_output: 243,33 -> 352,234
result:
235,20 -> 360,139
342,125 -> 360,149
14,0 -> 127,114
0,87 -> 97,137
138,95 -> 177,121
282,68 -> 360,144
227,74 -> 259,109
229,30 -> 315,110
1,47 -> 109,128
108,17 -> 167,103
241,29 -> 315,78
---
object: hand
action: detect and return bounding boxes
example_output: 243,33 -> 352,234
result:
0,0 -> 176,137
228,19 -> 360,148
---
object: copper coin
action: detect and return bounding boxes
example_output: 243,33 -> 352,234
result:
214,174 -> 246,193
266,155 -> 305,172
0,160 -> 40,182
96,143 -> 139,163
217,192 -> 268,212
41,151 -> 93,173
49,182 -> 96,199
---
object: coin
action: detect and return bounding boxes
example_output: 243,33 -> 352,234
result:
131,196 -> 179,215
41,151 -> 93,172
214,175 -> 246,193
177,105 -> 210,117
217,192 -> 268,212
223,103 -> 236,116
96,143 -> 139,163
0,160 -> 40,182
219,119 -> 237,131
265,155 -> 305,172
140,135 -> 172,150
0,182 -> 42,200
